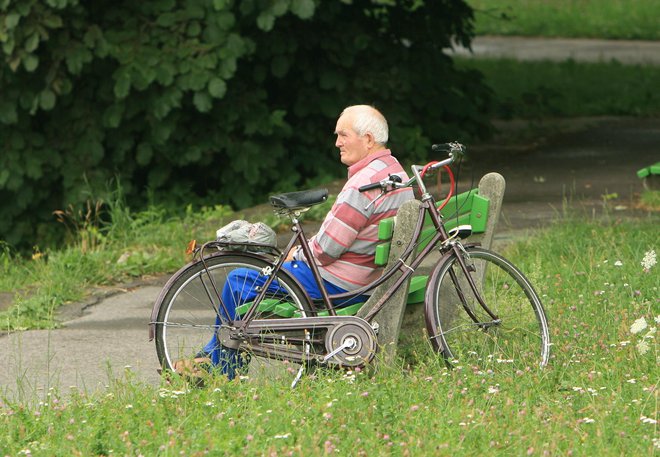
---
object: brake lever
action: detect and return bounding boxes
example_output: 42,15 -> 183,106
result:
363,174 -> 403,210
364,189 -> 386,211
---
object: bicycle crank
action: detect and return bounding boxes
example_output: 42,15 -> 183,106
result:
234,315 -> 378,367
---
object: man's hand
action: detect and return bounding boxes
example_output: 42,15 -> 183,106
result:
284,247 -> 298,262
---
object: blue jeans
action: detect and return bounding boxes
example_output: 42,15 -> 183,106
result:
202,260 -> 367,377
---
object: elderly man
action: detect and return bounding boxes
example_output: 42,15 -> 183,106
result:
286,104 -> 414,292
176,105 -> 414,375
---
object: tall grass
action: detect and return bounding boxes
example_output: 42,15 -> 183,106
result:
1,218 -> 657,455
458,58 -> 660,118
0,195 -> 235,331
467,0 -> 660,40
0,188 -> 335,331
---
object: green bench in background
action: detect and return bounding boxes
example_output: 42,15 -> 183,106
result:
637,162 -> 659,190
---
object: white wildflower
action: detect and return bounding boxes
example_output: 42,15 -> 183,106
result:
641,250 -> 657,270
636,340 -> 650,355
630,317 -> 648,334
582,417 -> 595,424
640,416 -> 658,424
614,260 -> 623,267
653,438 -> 660,450
274,433 -> 291,439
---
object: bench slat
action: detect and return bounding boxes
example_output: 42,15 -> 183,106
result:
374,190 -> 489,266
637,162 -> 660,179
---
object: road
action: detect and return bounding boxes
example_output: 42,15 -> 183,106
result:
450,36 -> 660,65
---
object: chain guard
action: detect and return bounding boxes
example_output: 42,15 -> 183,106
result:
232,315 -> 378,367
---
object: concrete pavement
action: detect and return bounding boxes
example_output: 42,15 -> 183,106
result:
2,285 -> 163,402
449,36 -> 660,65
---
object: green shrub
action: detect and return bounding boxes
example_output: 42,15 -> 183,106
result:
0,0 -> 491,252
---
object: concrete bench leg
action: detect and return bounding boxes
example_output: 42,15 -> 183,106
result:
356,199 -> 422,364
474,172 -> 506,253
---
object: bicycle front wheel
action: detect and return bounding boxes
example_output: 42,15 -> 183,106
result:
154,253 -> 313,383
425,247 -> 550,369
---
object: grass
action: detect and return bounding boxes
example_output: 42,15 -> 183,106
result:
1,217 -> 658,455
467,0 -> 660,40
640,190 -> 660,210
0,202 -> 234,331
0,192 -> 336,331
458,58 -> 660,119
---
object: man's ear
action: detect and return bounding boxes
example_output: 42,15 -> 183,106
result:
364,132 -> 376,148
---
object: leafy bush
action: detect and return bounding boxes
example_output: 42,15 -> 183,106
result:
0,0 -> 492,252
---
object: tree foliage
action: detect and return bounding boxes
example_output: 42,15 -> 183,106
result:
0,0 -> 491,250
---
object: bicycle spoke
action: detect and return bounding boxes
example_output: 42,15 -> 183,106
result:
426,247 -> 550,369
155,255 -> 314,385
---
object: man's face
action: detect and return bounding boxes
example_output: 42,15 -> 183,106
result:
334,113 -> 371,166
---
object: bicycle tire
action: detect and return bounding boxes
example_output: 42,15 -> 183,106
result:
425,247 -> 550,369
154,253 -> 314,382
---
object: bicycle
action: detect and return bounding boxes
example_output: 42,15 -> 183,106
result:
149,142 -> 550,386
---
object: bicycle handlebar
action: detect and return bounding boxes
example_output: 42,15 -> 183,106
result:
358,181 -> 386,192
358,142 -> 465,193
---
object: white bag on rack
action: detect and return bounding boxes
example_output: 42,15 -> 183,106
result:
215,220 -> 276,252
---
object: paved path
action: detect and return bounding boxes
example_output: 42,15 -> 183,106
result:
2,286 -> 163,402
450,36 -> 660,65
487,117 -> 659,235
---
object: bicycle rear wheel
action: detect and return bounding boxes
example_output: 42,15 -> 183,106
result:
154,253 -> 314,383
425,247 -> 550,369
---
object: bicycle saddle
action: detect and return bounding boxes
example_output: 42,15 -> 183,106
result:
270,189 -> 329,210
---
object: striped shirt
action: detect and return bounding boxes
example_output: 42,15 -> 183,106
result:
301,149 -> 414,291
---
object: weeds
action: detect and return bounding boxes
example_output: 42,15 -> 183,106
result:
457,59 -> 660,119
0,196 -> 236,330
639,190 -> 660,211
1,218 -> 658,455
467,0 -> 660,40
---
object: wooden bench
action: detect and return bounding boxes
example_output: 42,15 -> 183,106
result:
236,172 -> 506,364
356,172 -> 506,362
373,185 -> 491,306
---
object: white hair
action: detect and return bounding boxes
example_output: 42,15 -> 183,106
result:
341,105 -> 388,145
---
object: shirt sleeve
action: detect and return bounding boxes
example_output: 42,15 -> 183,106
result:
307,185 -> 374,266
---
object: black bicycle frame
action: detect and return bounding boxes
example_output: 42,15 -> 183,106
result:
231,192 -> 489,330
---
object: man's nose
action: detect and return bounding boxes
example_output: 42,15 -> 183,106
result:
335,137 -> 342,147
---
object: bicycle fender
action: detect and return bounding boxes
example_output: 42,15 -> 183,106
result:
148,251 -> 290,341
